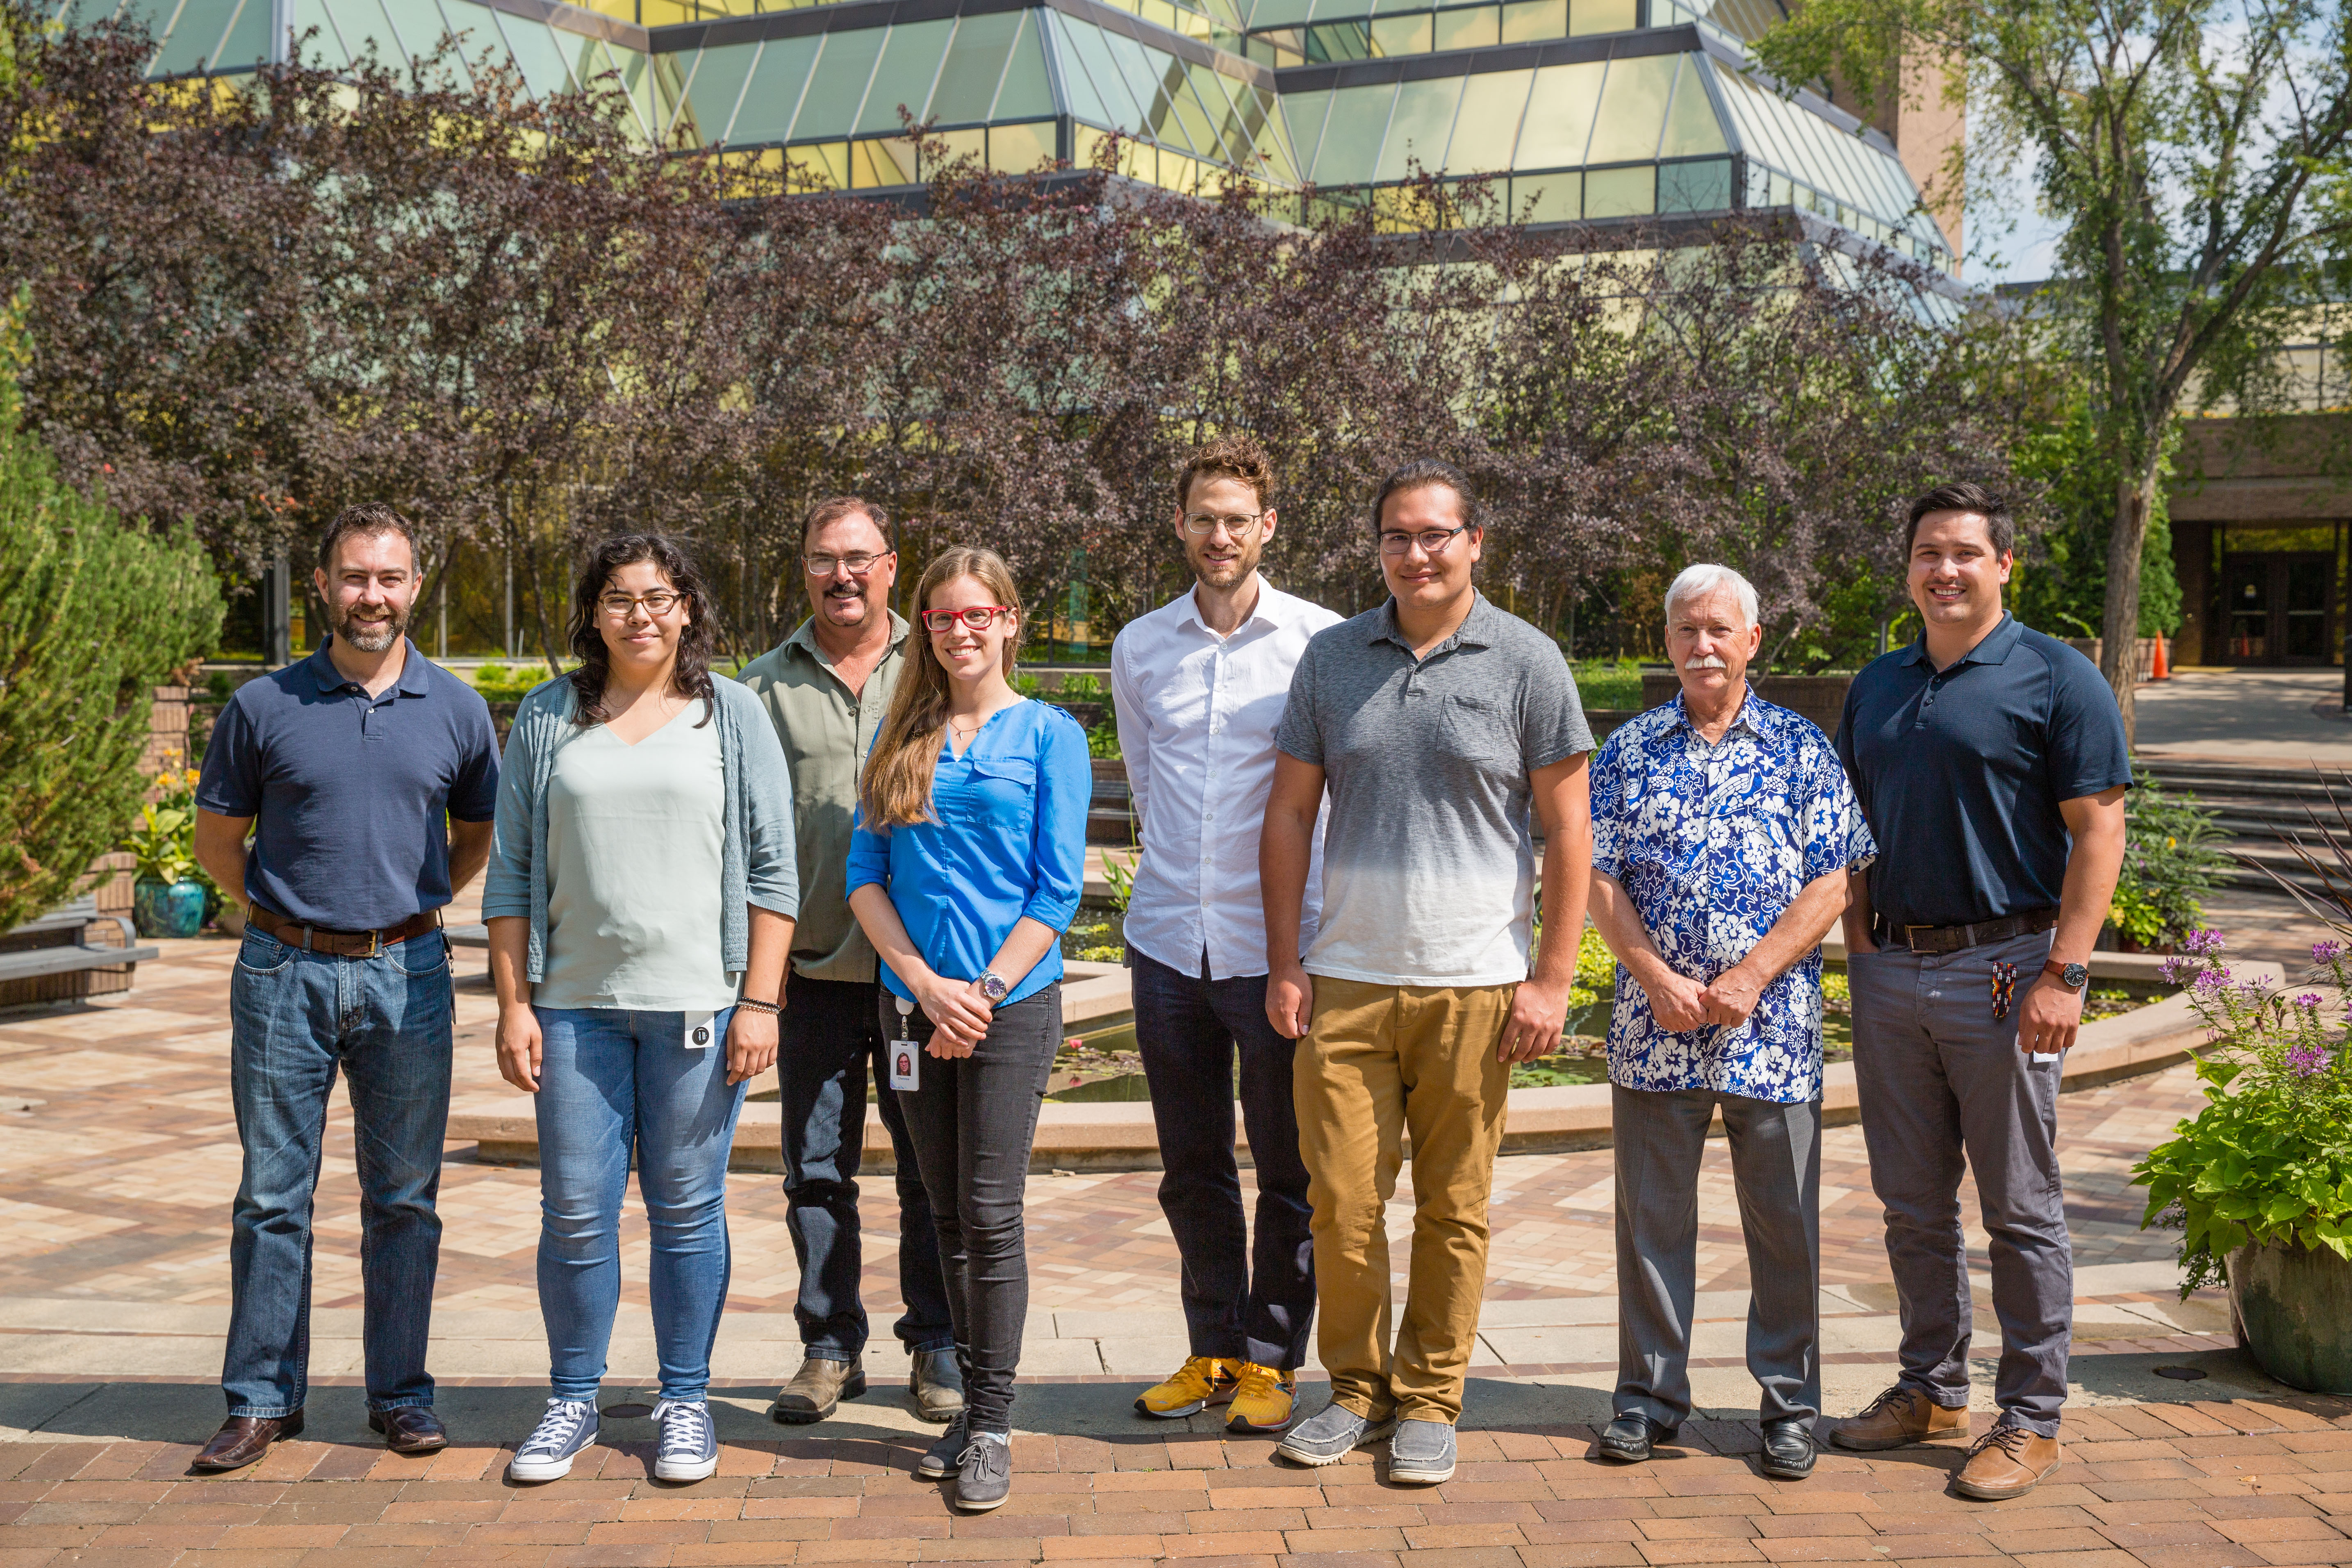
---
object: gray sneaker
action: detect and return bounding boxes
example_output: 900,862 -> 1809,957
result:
1275,1400 -> 1396,1467
916,1411 -> 968,1480
1388,1418 -> 1456,1484
954,1430 -> 1013,1512
651,1398 -> 718,1482
508,1397 -> 599,1482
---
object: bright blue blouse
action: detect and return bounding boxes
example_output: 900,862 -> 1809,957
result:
846,699 -> 1093,1007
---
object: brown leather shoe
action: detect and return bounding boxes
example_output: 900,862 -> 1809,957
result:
191,1411 -> 303,1472
1953,1425 -> 2062,1500
1831,1384 -> 1969,1451
770,1355 -> 865,1425
369,1406 -> 448,1455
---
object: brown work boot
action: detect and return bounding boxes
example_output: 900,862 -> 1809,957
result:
1953,1424 -> 2062,1500
1830,1384 -> 1969,1451
769,1355 -> 865,1425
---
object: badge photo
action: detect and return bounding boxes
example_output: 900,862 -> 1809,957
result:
890,1045 -> 920,1092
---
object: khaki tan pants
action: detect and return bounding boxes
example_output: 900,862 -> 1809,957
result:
1294,976 -> 1513,1425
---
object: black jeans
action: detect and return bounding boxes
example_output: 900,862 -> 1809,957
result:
779,972 -> 954,1359
1131,949 -> 1316,1370
887,983 -> 1059,1436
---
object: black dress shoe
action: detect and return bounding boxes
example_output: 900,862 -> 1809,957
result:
369,1406 -> 449,1455
191,1411 -> 304,1472
1596,1412 -> 1675,1463
1760,1418 -> 1817,1479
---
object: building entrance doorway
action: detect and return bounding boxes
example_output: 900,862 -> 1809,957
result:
2222,553 -> 2335,664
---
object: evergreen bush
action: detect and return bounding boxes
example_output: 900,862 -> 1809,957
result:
0,317 -> 222,933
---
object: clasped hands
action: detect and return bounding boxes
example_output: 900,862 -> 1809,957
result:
913,969 -> 994,1058
1643,962 -> 1762,1034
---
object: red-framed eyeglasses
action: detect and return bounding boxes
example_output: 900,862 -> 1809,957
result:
921,605 -> 1015,633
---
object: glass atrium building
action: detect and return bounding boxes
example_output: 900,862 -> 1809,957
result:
56,0 -> 1957,269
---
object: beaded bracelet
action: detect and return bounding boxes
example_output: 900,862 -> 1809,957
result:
735,997 -> 782,1017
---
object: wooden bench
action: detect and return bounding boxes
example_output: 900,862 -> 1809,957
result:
0,895 -> 160,984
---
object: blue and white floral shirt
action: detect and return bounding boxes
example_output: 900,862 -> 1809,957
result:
1589,687 -> 1876,1104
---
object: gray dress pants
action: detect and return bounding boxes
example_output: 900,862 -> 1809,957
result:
1847,930 -> 2070,1437
1613,1084 -> 1822,1428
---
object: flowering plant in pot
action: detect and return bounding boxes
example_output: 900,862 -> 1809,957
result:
2133,932 -> 2352,1392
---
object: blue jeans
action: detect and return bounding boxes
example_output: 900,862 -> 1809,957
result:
1131,949 -> 1316,1370
778,973 -> 953,1360
223,927 -> 453,1418
534,1006 -> 746,1402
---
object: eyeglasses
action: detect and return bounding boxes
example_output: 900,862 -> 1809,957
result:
803,551 -> 892,576
1378,523 -> 1474,557
921,605 -> 1015,633
1182,511 -> 1265,536
597,590 -> 683,618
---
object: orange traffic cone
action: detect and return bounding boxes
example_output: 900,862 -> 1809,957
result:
2151,631 -> 2170,681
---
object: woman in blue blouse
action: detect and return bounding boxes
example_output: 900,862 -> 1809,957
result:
847,546 -> 1090,1512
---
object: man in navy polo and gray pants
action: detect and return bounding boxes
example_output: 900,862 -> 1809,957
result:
191,503 -> 501,1472
1831,482 -> 2127,1502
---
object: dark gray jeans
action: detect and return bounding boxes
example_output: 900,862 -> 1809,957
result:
887,983 -> 1059,1436
1613,1085 -> 1821,1429
1849,930 -> 2071,1437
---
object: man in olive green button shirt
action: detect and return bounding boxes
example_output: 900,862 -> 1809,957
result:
735,497 -> 958,1425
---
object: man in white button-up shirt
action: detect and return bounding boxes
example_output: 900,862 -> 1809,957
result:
1111,434 -> 1341,1436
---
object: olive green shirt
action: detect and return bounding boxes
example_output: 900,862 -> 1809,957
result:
734,612 -> 909,982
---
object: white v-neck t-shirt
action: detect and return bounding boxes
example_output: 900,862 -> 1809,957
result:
536,703 -> 736,1012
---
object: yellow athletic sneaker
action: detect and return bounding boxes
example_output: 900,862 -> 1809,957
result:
1133,1355 -> 1236,1418
1223,1363 -> 1296,1434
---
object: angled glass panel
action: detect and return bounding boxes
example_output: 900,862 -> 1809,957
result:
1511,171 -> 1578,221
928,10 -> 1019,125
1713,63 -> 1791,173
148,0 -> 239,73
1658,155 -> 1730,212
1282,87 -> 1333,180
1585,54 -> 1673,164
790,26 -> 885,142
856,19 -> 953,136
1161,64 -> 1220,156
1197,0 -> 1248,28
213,0 -> 274,67
1512,57 -> 1601,168
371,0 -> 454,69
1433,5 -> 1498,51
680,43 -> 759,143
992,13 -> 1051,120
1498,0 -> 1562,41
736,35 -> 821,142
1187,62 -> 1250,163
1251,91 -> 1301,182
988,120 -> 1055,172
1443,65 -> 1529,170
294,0 -> 351,68
1314,80 -> 1394,186
1657,53 -> 1728,158
1250,0 -> 1314,23
489,16 -> 581,98
1375,74 -> 1460,182
1048,14 -> 1125,129
1583,162 -> 1650,215
1102,29 -> 1185,148
1368,12 -> 1429,52
1566,0 -> 1633,32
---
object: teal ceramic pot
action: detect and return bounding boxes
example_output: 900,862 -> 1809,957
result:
2228,1240 -> 2352,1394
132,877 -> 206,940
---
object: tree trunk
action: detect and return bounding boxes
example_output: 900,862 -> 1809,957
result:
2097,449 -> 2164,746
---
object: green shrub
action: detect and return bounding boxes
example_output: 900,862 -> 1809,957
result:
2111,765 -> 2230,952
0,314 -> 223,933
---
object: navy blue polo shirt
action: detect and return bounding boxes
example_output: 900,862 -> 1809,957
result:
1834,613 -> 2130,932
197,639 -> 501,931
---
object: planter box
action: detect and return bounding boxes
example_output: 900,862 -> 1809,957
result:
2228,1239 -> 2352,1394
1640,674 -> 1854,737
2063,636 -> 2159,683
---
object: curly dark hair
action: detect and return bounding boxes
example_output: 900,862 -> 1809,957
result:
565,534 -> 719,729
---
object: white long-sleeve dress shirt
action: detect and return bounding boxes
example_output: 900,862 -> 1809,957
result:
1109,576 -> 1341,981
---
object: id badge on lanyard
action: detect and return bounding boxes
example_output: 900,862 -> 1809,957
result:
888,996 -> 920,1091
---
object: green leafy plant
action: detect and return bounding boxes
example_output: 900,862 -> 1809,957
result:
2133,933 -> 2352,1295
1012,674 -> 1044,698
1086,719 -> 1121,759
1100,850 -> 1137,917
122,803 -> 197,886
1058,673 -> 1104,701
2109,765 -> 2230,952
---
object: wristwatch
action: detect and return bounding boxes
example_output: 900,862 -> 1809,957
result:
2042,959 -> 2089,991
977,969 -> 1011,1003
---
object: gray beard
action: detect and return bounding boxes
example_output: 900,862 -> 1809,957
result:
333,605 -> 408,653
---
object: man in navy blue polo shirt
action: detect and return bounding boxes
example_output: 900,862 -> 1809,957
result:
1830,482 -> 2128,1502
191,503 -> 500,1471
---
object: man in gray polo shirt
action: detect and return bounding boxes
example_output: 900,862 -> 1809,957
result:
192,503 -> 499,1470
1261,459 -> 1593,1484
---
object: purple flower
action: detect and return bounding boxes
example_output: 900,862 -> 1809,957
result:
2157,956 -> 2191,985
2316,940 -> 2347,963
2190,965 -> 2233,993
2295,993 -> 2325,1010
2288,1043 -> 2333,1079
2184,928 -> 2227,956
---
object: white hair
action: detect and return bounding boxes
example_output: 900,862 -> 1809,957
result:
1664,563 -> 1758,629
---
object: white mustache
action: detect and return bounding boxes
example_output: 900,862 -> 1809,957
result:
1683,654 -> 1728,671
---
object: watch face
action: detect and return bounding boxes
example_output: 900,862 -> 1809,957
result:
981,974 -> 1008,1001
2063,963 -> 2089,989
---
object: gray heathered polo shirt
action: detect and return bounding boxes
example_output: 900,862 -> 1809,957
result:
1275,593 -> 1592,987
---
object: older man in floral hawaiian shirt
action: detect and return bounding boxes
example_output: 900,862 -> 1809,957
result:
1585,564 -> 1876,1483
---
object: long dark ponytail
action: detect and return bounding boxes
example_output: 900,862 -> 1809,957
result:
565,534 -> 719,728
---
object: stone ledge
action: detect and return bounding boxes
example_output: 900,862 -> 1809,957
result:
447,963 -> 2268,1172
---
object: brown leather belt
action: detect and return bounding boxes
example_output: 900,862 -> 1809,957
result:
1880,908 -> 2059,956
245,903 -> 442,957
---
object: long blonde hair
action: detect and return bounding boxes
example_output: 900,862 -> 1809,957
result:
860,547 -> 1024,828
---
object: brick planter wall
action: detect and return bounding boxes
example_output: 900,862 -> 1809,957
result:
1640,673 -> 1853,736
